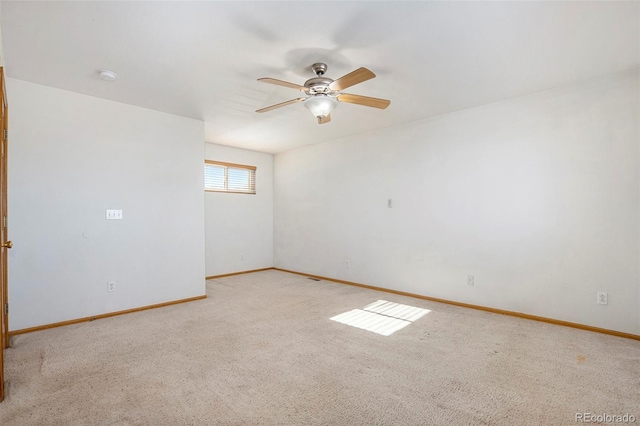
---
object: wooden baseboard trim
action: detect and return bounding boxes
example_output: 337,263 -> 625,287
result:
274,268 -> 640,341
9,295 -> 207,337
206,267 -> 274,280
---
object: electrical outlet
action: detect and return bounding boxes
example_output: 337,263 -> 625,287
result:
107,281 -> 116,292
346,260 -> 351,268
597,292 -> 608,305
467,275 -> 474,286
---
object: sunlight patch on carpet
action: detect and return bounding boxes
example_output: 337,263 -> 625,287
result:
330,300 -> 430,336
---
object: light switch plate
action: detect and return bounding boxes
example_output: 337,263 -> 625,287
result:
106,209 -> 123,220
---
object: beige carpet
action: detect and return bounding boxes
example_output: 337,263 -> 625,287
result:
0,270 -> 638,425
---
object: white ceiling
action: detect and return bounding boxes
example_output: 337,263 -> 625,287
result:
2,1 -> 638,154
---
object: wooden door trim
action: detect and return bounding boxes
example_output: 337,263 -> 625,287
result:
0,65 -> 7,402
1,68 -> 7,351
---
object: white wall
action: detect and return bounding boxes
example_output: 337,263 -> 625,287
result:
7,78 -> 206,330
274,70 -> 640,335
205,143 -> 273,276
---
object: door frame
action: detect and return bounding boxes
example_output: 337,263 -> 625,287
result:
0,66 -> 8,402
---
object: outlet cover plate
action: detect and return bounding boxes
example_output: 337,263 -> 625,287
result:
597,291 -> 608,305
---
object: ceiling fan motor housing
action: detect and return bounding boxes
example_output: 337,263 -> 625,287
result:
304,76 -> 334,95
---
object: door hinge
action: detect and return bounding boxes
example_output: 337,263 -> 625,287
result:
3,216 -> 6,228
3,129 -> 7,141
3,303 -> 7,316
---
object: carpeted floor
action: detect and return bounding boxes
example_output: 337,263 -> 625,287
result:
0,270 -> 638,425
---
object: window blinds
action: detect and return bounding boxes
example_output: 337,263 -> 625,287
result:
204,160 -> 256,194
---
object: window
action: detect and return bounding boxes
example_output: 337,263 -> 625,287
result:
204,160 -> 256,194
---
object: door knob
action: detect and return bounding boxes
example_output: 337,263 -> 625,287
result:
1,241 -> 12,249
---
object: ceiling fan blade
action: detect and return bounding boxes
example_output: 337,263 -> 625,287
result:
257,78 -> 308,92
256,97 -> 306,113
329,67 -> 376,91
337,93 -> 390,109
318,114 -> 332,124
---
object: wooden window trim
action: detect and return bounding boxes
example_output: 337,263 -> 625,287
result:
205,160 -> 257,171
205,189 -> 256,195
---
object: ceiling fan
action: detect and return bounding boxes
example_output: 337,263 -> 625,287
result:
256,62 -> 390,124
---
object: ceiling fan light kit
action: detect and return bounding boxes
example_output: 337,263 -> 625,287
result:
304,95 -> 337,122
256,62 -> 390,124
